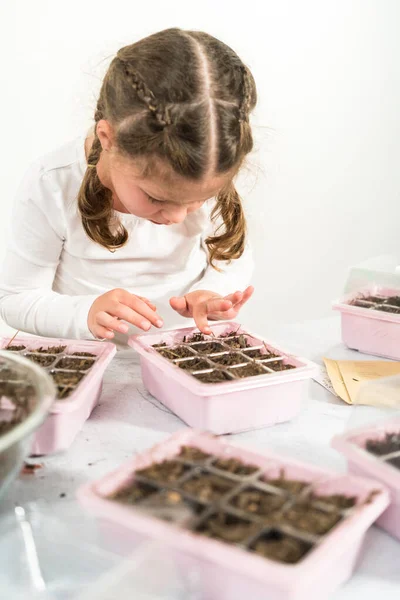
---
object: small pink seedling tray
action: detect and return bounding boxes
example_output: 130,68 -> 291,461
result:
78,430 -> 389,600
1,337 -> 116,455
128,321 -> 316,434
333,286 -> 400,360
333,417 -> 400,541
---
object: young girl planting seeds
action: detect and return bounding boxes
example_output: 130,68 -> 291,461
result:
0,28 -> 256,341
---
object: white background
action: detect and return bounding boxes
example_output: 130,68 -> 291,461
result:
1,0 -> 399,332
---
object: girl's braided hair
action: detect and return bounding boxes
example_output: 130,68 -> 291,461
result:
78,28 -> 257,266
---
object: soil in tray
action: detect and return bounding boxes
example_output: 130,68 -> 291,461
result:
212,457 -> 259,476
25,354 -> 56,367
244,348 -> 278,359
219,334 -> 250,349
5,345 -> 26,352
156,346 -> 194,360
195,511 -> 258,544
385,455 -> 400,470
282,502 -> 342,535
181,472 -> 236,502
209,352 -> 249,366
32,345 -> 66,354
56,386 -> 74,400
55,357 -> 95,371
50,371 -> 84,386
267,362 -> 296,372
136,460 -> 190,484
191,341 -> 226,354
250,530 -> 312,564
177,358 -> 211,371
311,493 -> 357,511
140,490 -> 205,521
177,446 -> 211,463
262,474 -> 309,496
365,432 -> 400,456
229,486 -> 287,518
112,479 -> 159,504
229,363 -> 267,378
193,370 -> 232,383
71,352 -> 96,357
376,305 -> 400,314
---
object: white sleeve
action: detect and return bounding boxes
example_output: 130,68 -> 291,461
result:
0,163 -> 97,339
188,201 -> 254,297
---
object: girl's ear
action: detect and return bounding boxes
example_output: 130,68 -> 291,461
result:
96,120 -> 115,152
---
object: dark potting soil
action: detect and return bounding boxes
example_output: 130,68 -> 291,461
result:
283,502 -> 341,535
244,348 -> 278,359
157,346 -> 194,360
209,352 -> 249,366
177,358 -> 211,371
385,455 -> 400,470
267,362 -> 296,372
377,305 -> 400,314
32,345 -> 66,354
193,370 -> 232,383
366,432 -> 400,456
263,475 -> 308,495
177,446 -> 211,463
251,530 -> 312,564
212,457 -> 259,476
195,511 -> 257,544
26,354 -> 56,367
181,472 -> 236,502
112,480 -> 158,504
55,357 -> 95,371
220,334 -> 250,349
229,363 -> 267,378
56,386 -> 74,400
230,487 -> 287,518
136,460 -> 190,484
50,371 -> 84,386
72,352 -> 97,357
5,345 -> 26,352
311,493 -> 357,511
191,341 -> 226,354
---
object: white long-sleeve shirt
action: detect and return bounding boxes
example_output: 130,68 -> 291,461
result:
0,136 -> 253,340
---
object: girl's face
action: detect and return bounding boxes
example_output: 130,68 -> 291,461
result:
92,123 -> 231,225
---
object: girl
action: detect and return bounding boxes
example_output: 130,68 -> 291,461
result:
0,28 -> 256,342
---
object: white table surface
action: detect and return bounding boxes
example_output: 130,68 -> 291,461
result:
1,316 -> 400,598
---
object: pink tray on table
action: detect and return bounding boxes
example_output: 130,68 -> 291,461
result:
333,416 -> 400,541
1,337 -> 116,455
333,286 -> 400,360
128,321 -> 316,434
78,430 -> 389,600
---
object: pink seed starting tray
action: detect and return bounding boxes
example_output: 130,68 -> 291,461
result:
333,416 -> 400,541
78,430 -> 389,600
333,286 -> 400,360
129,322 -> 316,434
2,337 -> 116,455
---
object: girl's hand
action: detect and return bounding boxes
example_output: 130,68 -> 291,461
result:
88,288 -> 163,339
169,286 -> 254,334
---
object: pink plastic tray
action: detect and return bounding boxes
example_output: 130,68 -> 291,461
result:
1,337 -> 116,455
333,417 -> 400,541
333,286 -> 400,359
128,322 -> 316,434
78,430 -> 389,600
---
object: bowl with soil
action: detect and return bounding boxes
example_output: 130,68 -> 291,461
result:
0,336 -> 116,455
333,415 -> 400,541
78,430 -> 389,600
0,351 -> 55,497
333,286 -> 400,359
129,322 -> 316,434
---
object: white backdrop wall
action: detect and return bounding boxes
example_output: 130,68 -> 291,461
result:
1,0 -> 399,332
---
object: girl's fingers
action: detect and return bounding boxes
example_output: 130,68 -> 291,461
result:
112,304 -> 153,331
192,302 -> 213,334
169,296 -> 190,316
231,286 -> 254,310
138,296 -> 157,311
97,311 -> 129,334
224,291 -> 243,305
206,297 -> 232,314
92,323 -> 115,340
117,290 -> 163,327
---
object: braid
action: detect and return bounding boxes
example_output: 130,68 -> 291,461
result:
116,56 -> 171,127
238,65 -> 252,123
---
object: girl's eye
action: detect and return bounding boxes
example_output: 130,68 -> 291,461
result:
147,195 -> 163,205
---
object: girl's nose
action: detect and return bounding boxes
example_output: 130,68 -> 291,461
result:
164,204 -> 188,224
